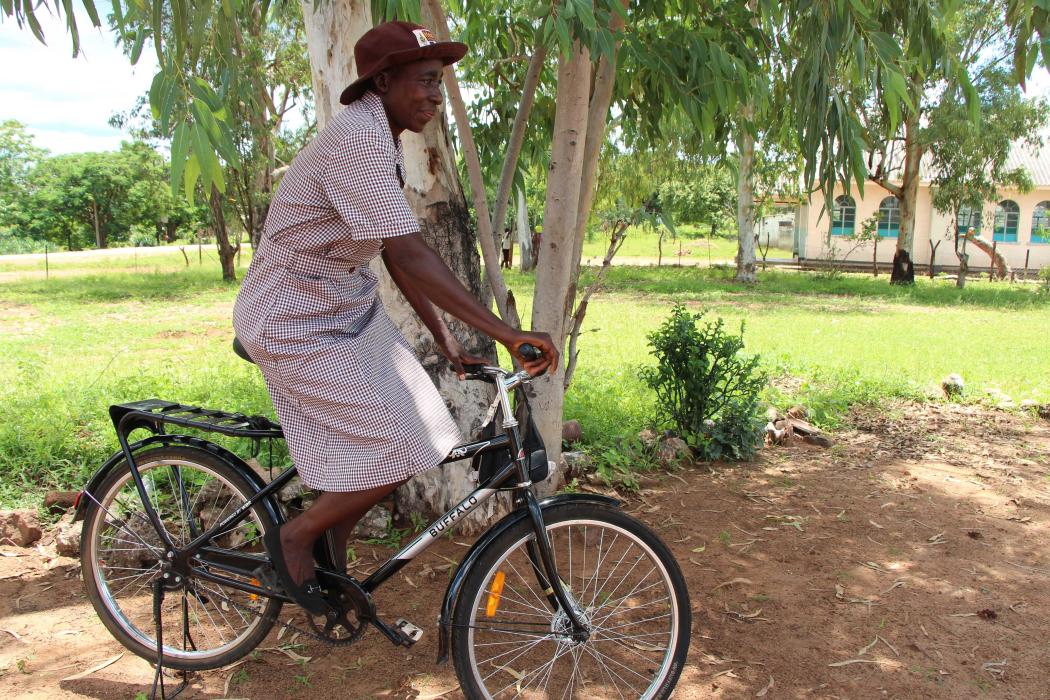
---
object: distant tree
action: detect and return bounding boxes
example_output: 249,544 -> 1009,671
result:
101,1 -> 313,280
18,143 -> 175,250
928,67 -> 1047,288
858,0 -> 1047,285
0,120 -> 48,233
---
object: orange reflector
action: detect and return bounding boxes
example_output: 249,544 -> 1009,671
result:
250,578 -> 260,602
485,571 -> 506,617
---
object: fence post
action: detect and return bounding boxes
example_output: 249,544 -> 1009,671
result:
44,244 -> 49,280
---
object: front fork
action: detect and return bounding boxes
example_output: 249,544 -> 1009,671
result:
521,490 -> 590,642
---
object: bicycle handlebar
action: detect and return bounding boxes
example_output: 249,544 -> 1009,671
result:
460,343 -> 547,382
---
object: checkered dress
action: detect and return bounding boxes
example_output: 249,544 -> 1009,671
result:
233,91 -> 462,492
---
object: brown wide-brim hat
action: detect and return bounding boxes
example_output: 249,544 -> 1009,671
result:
339,21 -> 468,105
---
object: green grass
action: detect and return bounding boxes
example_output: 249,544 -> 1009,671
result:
0,248 -> 1048,507
0,243 -> 251,274
578,223 -> 793,262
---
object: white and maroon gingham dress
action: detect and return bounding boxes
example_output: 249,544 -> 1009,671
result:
233,91 -> 462,492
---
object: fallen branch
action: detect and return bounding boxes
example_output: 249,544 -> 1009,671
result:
61,652 -> 123,681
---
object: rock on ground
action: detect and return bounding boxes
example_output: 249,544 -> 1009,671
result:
353,505 -> 391,539
0,509 -> 43,546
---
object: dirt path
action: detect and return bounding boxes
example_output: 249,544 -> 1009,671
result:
2,402 -> 1048,699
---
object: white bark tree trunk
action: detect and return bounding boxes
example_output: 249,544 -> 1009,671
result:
516,186 -> 533,271
301,1 -> 497,529
531,42 -> 592,481
735,116 -> 757,283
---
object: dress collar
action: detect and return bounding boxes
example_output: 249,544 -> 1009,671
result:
359,90 -> 405,177
360,92 -> 394,139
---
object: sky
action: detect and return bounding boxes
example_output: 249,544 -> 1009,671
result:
0,3 -> 157,154
2,5 -> 1050,157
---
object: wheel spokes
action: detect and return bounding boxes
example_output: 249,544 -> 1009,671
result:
91,458 -> 270,660
467,519 -> 678,699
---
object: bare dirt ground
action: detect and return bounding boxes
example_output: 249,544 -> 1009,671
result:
2,402 -> 1048,699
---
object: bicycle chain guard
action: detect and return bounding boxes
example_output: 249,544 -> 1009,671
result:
307,571 -> 374,645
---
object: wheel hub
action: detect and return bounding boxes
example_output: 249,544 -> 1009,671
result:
550,604 -> 591,647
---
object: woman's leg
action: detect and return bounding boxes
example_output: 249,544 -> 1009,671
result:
278,480 -> 405,584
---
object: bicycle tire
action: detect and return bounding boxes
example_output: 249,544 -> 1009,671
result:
451,502 -> 691,699
80,445 -> 281,670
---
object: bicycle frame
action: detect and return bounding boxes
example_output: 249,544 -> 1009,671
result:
92,367 -> 589,636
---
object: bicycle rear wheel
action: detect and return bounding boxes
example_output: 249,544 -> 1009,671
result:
80,445 -> 281,670
451,502 -> 690,699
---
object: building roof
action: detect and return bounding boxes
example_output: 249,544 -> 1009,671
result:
1002,138 -> 1050,186
873,132 -> 1050,188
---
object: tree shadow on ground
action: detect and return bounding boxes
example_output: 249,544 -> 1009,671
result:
660,401 -> 1050,698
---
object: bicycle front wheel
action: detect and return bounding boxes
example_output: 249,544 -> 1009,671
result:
80,445 -> 281,670
451,502 -> 691,699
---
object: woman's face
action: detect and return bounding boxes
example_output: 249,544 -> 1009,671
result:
375,59 -> 444,136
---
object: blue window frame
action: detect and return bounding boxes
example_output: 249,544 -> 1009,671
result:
830,195 -> 856,236
994,200 -> 1019,242
877,197 -> 900,238
1031,201 -> 1049,244
956,205 -> 981,237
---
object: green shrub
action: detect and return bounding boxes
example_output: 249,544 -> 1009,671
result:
1039,266 -> 1050,294
0,231 -> 48,254
641,304 -> 766,461
590,436 -> 660,490
129,225 -> 157,247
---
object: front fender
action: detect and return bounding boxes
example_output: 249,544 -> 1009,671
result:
435,492 -> 620,664
73,434 -> 282,527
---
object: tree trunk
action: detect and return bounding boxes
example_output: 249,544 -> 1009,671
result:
735,116 -> 757,283
568,1 -> 627,270
489,44 -> 547,268
425,0 -> 516,327
531,42 -> 592,481
208,186 -> 238,282
928,240 -> 940,279
890,249 -> 914,285
954,232 -> 968,288
301,0 -> 497,529
891,114 -> 921,285
961,229 -> 1011,280
90,200 -> 104,248
250,131 -> 274,250
516,186 -> 533,271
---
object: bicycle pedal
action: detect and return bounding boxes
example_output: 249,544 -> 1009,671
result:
253,565 -> 279,593
394,618 -> 424,646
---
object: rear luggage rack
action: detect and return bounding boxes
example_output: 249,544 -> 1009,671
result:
109,399 -> 283,440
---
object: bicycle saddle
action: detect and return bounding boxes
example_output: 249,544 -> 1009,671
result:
232,336 -> 255,364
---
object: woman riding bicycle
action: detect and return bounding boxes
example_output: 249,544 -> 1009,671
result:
232,21 -> 557,615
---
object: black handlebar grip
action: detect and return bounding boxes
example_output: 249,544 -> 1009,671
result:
519,343 -> 542,362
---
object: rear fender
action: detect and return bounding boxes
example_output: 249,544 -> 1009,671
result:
435,492 -> 620,664
73,434 -> 282,527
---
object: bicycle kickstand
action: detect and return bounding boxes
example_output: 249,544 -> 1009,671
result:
149,579 -> 189,700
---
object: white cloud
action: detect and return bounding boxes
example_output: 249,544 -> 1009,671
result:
0,3 -> 156,154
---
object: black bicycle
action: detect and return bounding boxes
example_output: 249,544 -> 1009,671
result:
73,343 -> 691,699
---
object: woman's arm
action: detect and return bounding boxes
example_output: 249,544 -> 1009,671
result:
382,232 -> 558,375
382,247 -> 487,377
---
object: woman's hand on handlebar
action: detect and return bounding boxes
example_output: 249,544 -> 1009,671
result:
508,331 -> 559,377
437,334 -> 490,380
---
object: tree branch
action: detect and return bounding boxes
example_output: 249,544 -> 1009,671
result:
488,42 -> 547,269
425,0 -> 516,325
563,215 -> 630,389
